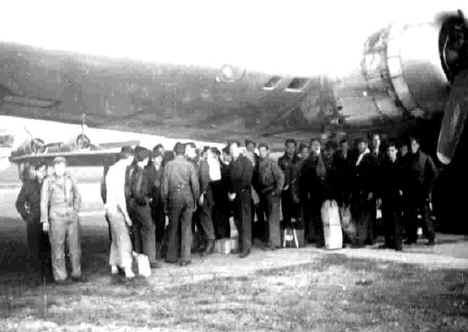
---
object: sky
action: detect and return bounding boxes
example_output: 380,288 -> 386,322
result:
0,1 -> 467,76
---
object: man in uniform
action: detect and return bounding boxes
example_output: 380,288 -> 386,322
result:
257,143 -> 285,249
147,148 -> 166,259
370,133 -> 385,244
333,138 -> 354,207
300,138 -> 327,246
405,136 -> 438,245
228,141 -> 254,257
16,162 -> 50,277
244,139 -> 263,241
128,146 -> 158,267
185,142 -> 204,252
212,146 -> 233,238
351,138 -> 378,247
323,141 -> 338,201
162,142 -> 200,265
40,157 -> 83,283
380,141 -> 404,250
278,139 -> 301,231
197,147 -> 219,256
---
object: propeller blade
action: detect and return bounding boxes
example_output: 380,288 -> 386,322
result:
437,71 -> 468,164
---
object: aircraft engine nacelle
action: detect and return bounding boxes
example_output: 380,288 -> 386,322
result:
335,20 -> 452,126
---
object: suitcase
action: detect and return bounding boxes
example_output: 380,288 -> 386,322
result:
132,252 -> 151,278
321,200 -> 343,249
214,238 -> 232,255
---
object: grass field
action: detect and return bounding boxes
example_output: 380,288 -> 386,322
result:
1,185 -> 467,331
1,228 -> 467,331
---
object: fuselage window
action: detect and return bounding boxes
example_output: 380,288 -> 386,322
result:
285,78 -> 309,92
263,76 -> 282,90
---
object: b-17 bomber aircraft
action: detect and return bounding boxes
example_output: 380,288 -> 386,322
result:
0,2 -> 467,176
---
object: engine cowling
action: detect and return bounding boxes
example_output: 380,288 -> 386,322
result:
335,20 -> 451,126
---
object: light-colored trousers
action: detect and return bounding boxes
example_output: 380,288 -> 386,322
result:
49,211 -> 82,281
107,210 -> 133,269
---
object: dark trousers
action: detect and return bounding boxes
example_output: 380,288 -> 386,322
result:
259,192 -> 281,248
405,194 -> 434,243
26,217 -> 51,275
281,190 -> 301,228
213,203 -> 231,239
367,198 -> 377,245
197,200 -> 216,241
252,200 -> 265,240
151,202 -> 166,243
302,196 -> 324,245
351,194 -> 373,247
129,202 -> 157,264
233,190 -> 252,253
382,201 -> 402,250
166,196 -> 194,262
151,202 -> 166,258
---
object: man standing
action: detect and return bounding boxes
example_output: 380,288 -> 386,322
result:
16,162 -> 50,276
212,146 -> 233,238
323,141 -> 338,201
294,143 -> 310,232
244,139 -> 263,241
351,138 -> 378,246
405,136 -> 438,245
197,147 -> 219,256
300,138 -> 327,246
333,139 -> 354,206
162,143 -> 200,265
278,139 -> 301,230
185,142 -> 204,252
40,157 -> 83,283
128,146 -> 158,267
380,141 -> 404,250
105,149 -> 135,279
370,133 -> 385,243
257,144 -> 285,249
228,141 -> 254,258
147,148 -> 166,259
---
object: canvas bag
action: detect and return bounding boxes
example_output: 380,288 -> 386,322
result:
132,251 -> 151,278
321,200 -> 343,249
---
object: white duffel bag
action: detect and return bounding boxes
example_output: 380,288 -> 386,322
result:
132,252 -> 151,278
321,200 -> 343,250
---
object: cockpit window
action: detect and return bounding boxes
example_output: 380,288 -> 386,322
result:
285,78 -> 309,92
263,76 -> 282,90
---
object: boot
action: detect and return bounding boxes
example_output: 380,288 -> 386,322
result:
201,239 -> 215,257
239,248 -> 251,258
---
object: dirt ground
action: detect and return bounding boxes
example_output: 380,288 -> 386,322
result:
1,185 -> 468,331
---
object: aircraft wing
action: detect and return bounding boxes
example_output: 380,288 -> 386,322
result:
9,150 -> 121,167
8,138 -> 141,168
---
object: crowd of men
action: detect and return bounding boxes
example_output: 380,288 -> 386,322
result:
15,133 -> 439,283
